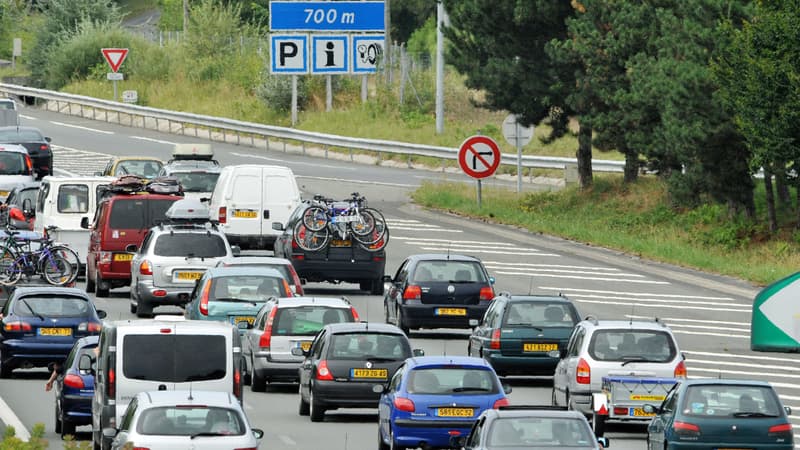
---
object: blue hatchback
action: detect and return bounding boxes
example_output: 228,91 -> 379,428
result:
54,335 -> 97,438
377,356 -> 511,450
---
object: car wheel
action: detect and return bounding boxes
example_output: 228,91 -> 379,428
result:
396,307 -> 410,335
359,280 -> 371,292
592,413 -> 606,437
95,270 -> 109,298
130,302 -> 137,314
551,388 -> 558,406
298,386 -> 310,416
378,427 -> 390,450
383,301 -> 390,324
370,279 -> 384,295
251,368 -> 266,393
390,428 -> 406,450
309,388 -> 325,422
85,272 -> 95,293
61,417 -> 76,438
135,300 -> 152,318
0,349 -> 12,378
565,391 -> 572,410
54,403 -> 62,434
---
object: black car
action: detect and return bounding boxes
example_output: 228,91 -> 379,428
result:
294,322 -> 420,422
467,293 -> 580,377
0,126 -> 54,179
0,181 -> 39,230
384,254 -> 495,334
272,200 -> 387,295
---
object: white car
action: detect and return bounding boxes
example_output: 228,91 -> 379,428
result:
106,390 -> 263,450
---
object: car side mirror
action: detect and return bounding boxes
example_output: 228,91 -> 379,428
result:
412,348 -> 425,357
449,435 -> 467,448
251,428 -> 264,439
200,197 -> 210,203
502,383 -> 512,395
597,436 -> 610,448
785,406 -> 792,415
80,217 -> 90,229
468,319 -> 479,327
291,347 -> 307,357
237,321 -> 251,330
96,310 -> 107,319
681,352 -> 686,360
78,354 -> 94,372
642,404 -> 658,414
382,275 -> 393,283
231,245 -> 241,256
45,136 -> 52,143
272,222 -> 284,231
125,244 -> 137,253
489,276 -> 495,285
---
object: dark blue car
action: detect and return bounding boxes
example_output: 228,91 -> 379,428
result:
54,335 -> 97,438
0,286 -> 105,377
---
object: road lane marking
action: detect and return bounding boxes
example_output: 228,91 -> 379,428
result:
51,121 -> 113,134
389,226 -> 463,232
684,350 -> 800,364
54,168 -> 78,177
485,261 -> 621,271
131,136 -> 177,145
392,237 -> 514,245
230,152 -> 354,170
278,434 -> 297,445
19,115 -> 35,120
572,298 -> 747,312
565,293 -> 742,308
429,249 -> 560,257
627,315 -> 748,327
494,271 -> 668,284
488,266 -> 646,278
690,366 -> 800,379
539,286 -> 734,301
688,358 -> 799,373
0,395 -> 29,441
294,175 -> 415,188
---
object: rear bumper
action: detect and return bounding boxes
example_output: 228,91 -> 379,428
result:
226,234 -> 277,250
392,420 -> 473,448
293,255 -> 385,283
1,340 -> 75,368
483,350 -> 560,375
313,380 -> 382,408
134,280 -> 192,307
252,354 -> 302,382
62,393 -> 93,424
400,303 -> 490,330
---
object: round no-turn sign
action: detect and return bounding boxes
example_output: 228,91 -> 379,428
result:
458,135 -> 501,179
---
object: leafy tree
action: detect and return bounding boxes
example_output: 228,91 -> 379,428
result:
391,0 -> 435,45
220,0 -> 268,28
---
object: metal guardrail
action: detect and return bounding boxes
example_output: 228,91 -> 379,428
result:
0,83 -> 626,173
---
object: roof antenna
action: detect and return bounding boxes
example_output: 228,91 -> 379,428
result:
630,303 -> 635,325
188,382 -> 193,401
447,241 -> 452,259
528,276 -> 534,295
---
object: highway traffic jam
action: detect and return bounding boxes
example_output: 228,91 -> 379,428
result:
0,100 -> 797,450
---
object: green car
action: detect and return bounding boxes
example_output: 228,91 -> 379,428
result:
184,266 -> 293,330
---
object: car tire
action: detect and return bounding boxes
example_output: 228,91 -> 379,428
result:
390,428 -> 406,450
95,270 -> 109,298
370,279 -> 384,295
135,300 -> 152,318
378,428 -> 390,450
54,404 -> 62,434
61,418 -> 76,438
298,388 -> 310,416
592,413 -> 606,437
396,307 -> 410,335
551,388 -> 558,406
383,301 -> 390,324
309,388 -> 325,422
251,368 -> 266,393
130,302 -> 137,314
85,272 -> 95,293
0,349 -> 12,378
359,280 -> 371,292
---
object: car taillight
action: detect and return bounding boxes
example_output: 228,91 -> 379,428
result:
289,266 -> 303,295
674,360 -> 687,378
64,374 -> 85,389
576,358 -> 590,384
673,421 -> 700,436
9,207 -> 24,222
199,279 -> 212,316
350,307 -> 360,322
218,206 -> 227,224
613,407 -> 628,415
234,448 -> 257,450
293,225 -> 305,249
24,155 -> 32,173
132,447 -> 151,450
39,144 -> 49,151
233,366 -> 241,399
259,307 -> 277,349
490,329 -> 501,349
479,286 -> 494,301
78,322 -> 102,333
108,367 -> 115,398
281,278 -> 293,297
768,423 -> 793,435
3,321 -> 31,332
403,285 -> 422,300
393,397 -> 415,412
493,398 -> 510,409
139,260 -> 152,275
316,360 -> 334,380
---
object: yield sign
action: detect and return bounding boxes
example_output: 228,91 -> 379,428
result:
458,135 -> 501,179
102,48 -> 129,73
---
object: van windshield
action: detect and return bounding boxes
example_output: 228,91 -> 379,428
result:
122,334 -> 227,382
109,198 -> 178,230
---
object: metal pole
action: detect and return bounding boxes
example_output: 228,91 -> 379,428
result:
113,80 -> 118,102
326,75 -> 332,112
477,179 -> 482,209
291,75 -> 298,126
516,121 -> 522,193
361,75 -> 368,103
384,0 -> 391,86
435,1 -> 446,134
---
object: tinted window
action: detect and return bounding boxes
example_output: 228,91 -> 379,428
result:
149,199 -> 177,226
0,152 -> 27,175
589,329 -> 676,362
487,417 -> 595,447
13,187 -> 38,209
504,302 -> 577,327
13,295 -> 90,317
109,198 -> 177,230
122,335 -> 226,382
413,260 -> 488,283
115,160 -> 162,178
137,406 -> 244,436
36,182 -> 49,213
682,385 -> 782,417
154,234 -> 227,257
173,172 -> 219,192
272,306 -> 352,336
210,275 -> 289,301
329,332 -> 410,360
57,184 -> 89,213
407,367 -> 499,394
0,129 -> 43,141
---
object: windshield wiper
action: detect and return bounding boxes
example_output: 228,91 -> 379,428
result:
19,298 -> 44,321
191,432 -> 227,439
621,357 -> 659,366
451,387 -> 491,392
508,322 -> 543,331
215,297 -> 257,306
732,412 -> 778,418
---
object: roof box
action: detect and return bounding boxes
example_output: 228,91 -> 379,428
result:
172,144 -> 214,161
165,198 -> 209,222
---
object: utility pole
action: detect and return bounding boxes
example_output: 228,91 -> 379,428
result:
384,0 -> 391,85
435,1 -> 448,134
183,0 -> 189,34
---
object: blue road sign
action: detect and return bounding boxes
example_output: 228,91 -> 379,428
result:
270,1 -> 385,32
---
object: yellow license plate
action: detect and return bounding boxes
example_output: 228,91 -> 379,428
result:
39,327 -> 71,336
630,408 -> 655,417
330,239 -> 351,247
300,341 -> 312,351
0,191 -> 8,197
437,408 -> 473,417
436,308 -> 466,316
523,343 -> 558,352
113,253 -> 133,262
233,210 -> 257,218
351,368 -> 388,379
231,316 -> 254,326
175,271 -> 203,280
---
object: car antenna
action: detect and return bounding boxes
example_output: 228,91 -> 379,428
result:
528,276 -> 534,295
447,241 -> 451,260
188,382 -> 193,401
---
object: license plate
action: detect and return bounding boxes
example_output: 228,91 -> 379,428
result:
39,327 -> 71,336
350,368 -> 387,379
331,215 -> 358,223
113,253 -> 133,262
175,271 -> 203,281
232,210 -> 257,218
300,341 -> 312,351
523,343 -> 558,352
330,239 -> 351,247
436,308 -> 466,316
437,408 -> 473,417
230,316 -> 254,326
629,407 -> 655,417
0,191 -> 8,198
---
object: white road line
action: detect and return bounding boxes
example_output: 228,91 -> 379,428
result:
427,249 -> 560,257
574,298 -> 748,313
627,315 -> 748,327
672,329 -> 748,338
492,267 -> 648,278
51,121 -> 113,134
52,144 -> 113,156
539,286 -> 734,301
688,358 -> 800,373
54,168 -> 78,177
230,152 -> 354,170
278,434 -> 297,445
0,395 -> 30,441
386,219 -> 426,223
19,114 -> 35,120
684,350 -> 800,364
131,136 -> 177,145
389,226 -> 461,232
294,175 -> 415,188
567,293 -> 742,308
659,323 -> 749,333
486,262 -> 621,271
496,271 -> 668,284
393,236 -> 519,246
690,366 -> 799,379
427,243 -> 553,252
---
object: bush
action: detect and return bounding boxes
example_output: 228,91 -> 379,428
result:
257,72 -> 308,113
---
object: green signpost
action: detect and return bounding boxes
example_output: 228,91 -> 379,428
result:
751,271 -> 800,352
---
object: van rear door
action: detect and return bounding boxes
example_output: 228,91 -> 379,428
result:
226,166 -> 263,237
263,170 -> 299,238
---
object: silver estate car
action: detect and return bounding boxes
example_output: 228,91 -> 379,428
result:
107,390 -> 263,450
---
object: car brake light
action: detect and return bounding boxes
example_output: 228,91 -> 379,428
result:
293,225 -> 305,249
316,360 -> 334,380
674,360 -> 687,378
233,366 -> 241,399
576,358 -> 591,384
350,307 -> 360,322
4,321 -> 31,332
479,286 -> 494,301
673,421 -> 700,436
259,307 -> 277,349
281,278 -> 293,297
139,260 -> 152,275
108,367 -> 115,398
39,144 -> 48,151
9,207 -> 24,222
490,329 -> 501,349
64,374 -> 85,389
78,322 -> 102,332
393,397 -> 415,412
153,290 -> 167,297
768,423 -> 793,434
613,407 -> 628,415
199,279 -> 212,316
218,206 -> 227,224
493,398 -> 510,409
403,285 -> 421,300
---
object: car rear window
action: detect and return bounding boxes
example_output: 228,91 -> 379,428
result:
0,129 -> 42,141
412,260 -> 488,283
57,184 -> 89,213
272,306 -> 352,336
488,417 -> 595,447
172,172 -> 220,193
137,406 -> 244,436
683,385 -> 782,417
407,367 -> 499,394
0,152 -> 27,176
154,234 -> 227,257
109,198 -> 177,230
122,334 -> 226,382
329,332 -> 410,360
15,187 -> 38,209
504,302 -> 576,327
13,295 -> 90,317
211,275 -> 289,301
589,329 -> 676,362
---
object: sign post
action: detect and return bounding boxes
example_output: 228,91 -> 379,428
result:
502,114 -> 534,193
458,135 -> 501,208
101,48 -> 129,102
11,38 -> 21,70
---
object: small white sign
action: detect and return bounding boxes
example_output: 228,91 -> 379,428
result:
107,72 -> 124,81
122,90 -> 138,103
352,35 -> 384,73
12,38 -> 21,57
311,35 -> 348,74
270,34 -> 309,74
502,114 -> 534,148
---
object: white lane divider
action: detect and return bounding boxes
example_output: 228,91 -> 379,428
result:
131,136 -> 178,145
0,394 -> 29,441
50,121 -> 113,134
230,152 -> 354,170
19,115 -> 35,120
539,286 -> 734,301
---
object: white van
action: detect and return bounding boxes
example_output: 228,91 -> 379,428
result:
208,164 -> 301,250
84,316 -> 245,450
34,176 -> 116,270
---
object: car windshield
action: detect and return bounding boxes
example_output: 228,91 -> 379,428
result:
488,417 -> 595,447
0,152 -> 27,176
682,385 -> 782,417
0,129 -> 43,141
272,306 -> 352,336
329,333 -> 410,360
589,329 -> 676,362
505,302 -> 576,327
13,295 -> 90,317
172,172 -> 220,193
153,234 -> 227,258
210,275 -> 289,301
115,160 -> 163,178
407,367 -> 499,394
137,406 -> 244,436
412,260 -> 488,283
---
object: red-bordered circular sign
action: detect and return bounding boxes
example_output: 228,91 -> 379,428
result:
458,135 -> 501,179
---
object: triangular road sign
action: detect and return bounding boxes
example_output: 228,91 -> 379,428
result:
102,48 -> 129,73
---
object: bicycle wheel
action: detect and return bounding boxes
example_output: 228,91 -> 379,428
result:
0,259 -> 22,286
353,208 -> 387,246
293,221 -> 330,252
349,210 -> 376,237
41,255 -> 74,286
302,206 -> 328,232
359,226 -> 390,253
42,245 -> 80,284
0,246 -> 17,284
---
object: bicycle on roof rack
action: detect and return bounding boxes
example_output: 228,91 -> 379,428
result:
293,192 -> 388,253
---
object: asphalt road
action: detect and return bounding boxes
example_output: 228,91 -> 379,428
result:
1,106 -> 797,450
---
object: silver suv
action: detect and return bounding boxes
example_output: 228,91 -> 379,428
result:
552,318 -> 686,419
129,198 -> 239,317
